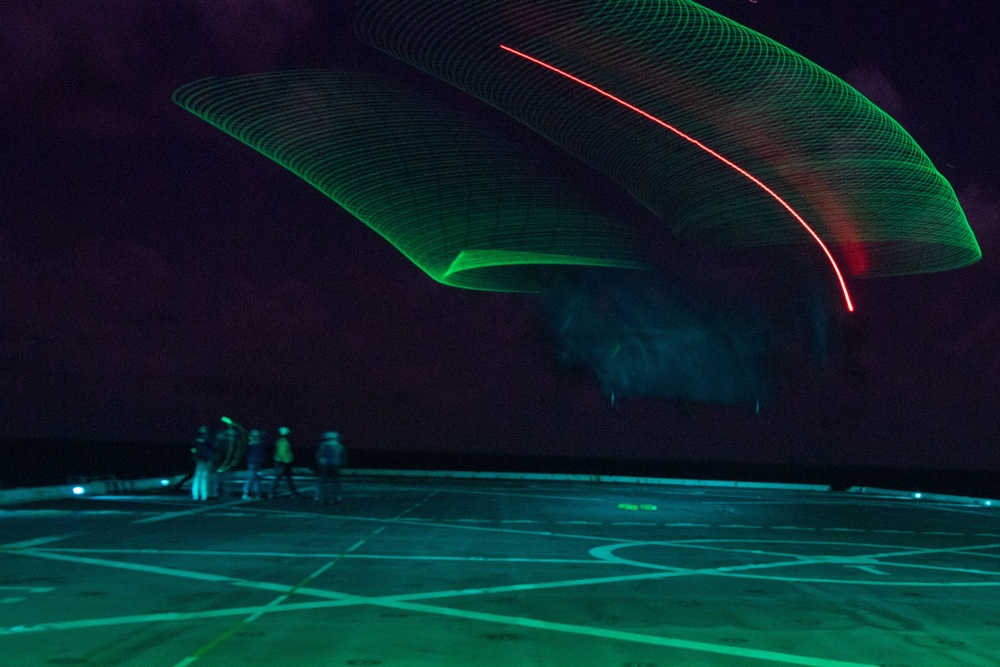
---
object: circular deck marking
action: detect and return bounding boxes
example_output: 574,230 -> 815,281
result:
588,539 -> 1000,586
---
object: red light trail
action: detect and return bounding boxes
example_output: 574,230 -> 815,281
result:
499,44 -> 855,312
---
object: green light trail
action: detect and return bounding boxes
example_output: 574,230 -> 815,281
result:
357,0 -> 981,285
173,71 -> 649,293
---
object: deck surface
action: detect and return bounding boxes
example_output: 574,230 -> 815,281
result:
1,475 -> 999,666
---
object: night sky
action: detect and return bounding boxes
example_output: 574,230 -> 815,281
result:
3,1 -> 998,471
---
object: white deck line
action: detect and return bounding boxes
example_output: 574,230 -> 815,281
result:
6,470 -> 997,507
343,468 -> 832,491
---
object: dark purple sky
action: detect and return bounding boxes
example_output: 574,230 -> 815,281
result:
2,1 -> 998,470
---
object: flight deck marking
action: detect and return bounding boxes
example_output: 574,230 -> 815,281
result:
665,523 -> 711,527
239,505 -> 1000,557
2,551 -> 880,667
1,593 -> 877,667
10,544 -> 803,613
872,529 -> 917,534
437,488 -> 615,503
375,599 -> 878,667
0,599 -> 357,636
1,533 -> 79,549
821,528 -> 865,533
611,522 -> 657,526
0,584 -> 54,605
133,499 -> 246,524
6,488 -> 995,666
877,561 -> 1000,579
240,595 -> 289,624
169,492 -> 438,665
7,549 -> 359,600
7,536 -> 998,665
39,548 -> 605,564
587,539 -> 1000,586
243,559 -> 339,624
911,505 -> 1000,518
0,590 -> 882,667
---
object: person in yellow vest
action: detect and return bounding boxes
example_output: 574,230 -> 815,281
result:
266,426 -> 301,499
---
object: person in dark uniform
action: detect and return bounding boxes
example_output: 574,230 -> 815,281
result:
241,429 -> 266,500
315,431 -> 346,505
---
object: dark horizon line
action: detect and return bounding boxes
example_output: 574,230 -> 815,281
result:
3,437 -> 998,500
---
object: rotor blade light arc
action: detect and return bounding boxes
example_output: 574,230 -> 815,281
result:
499,44 -> 855,313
